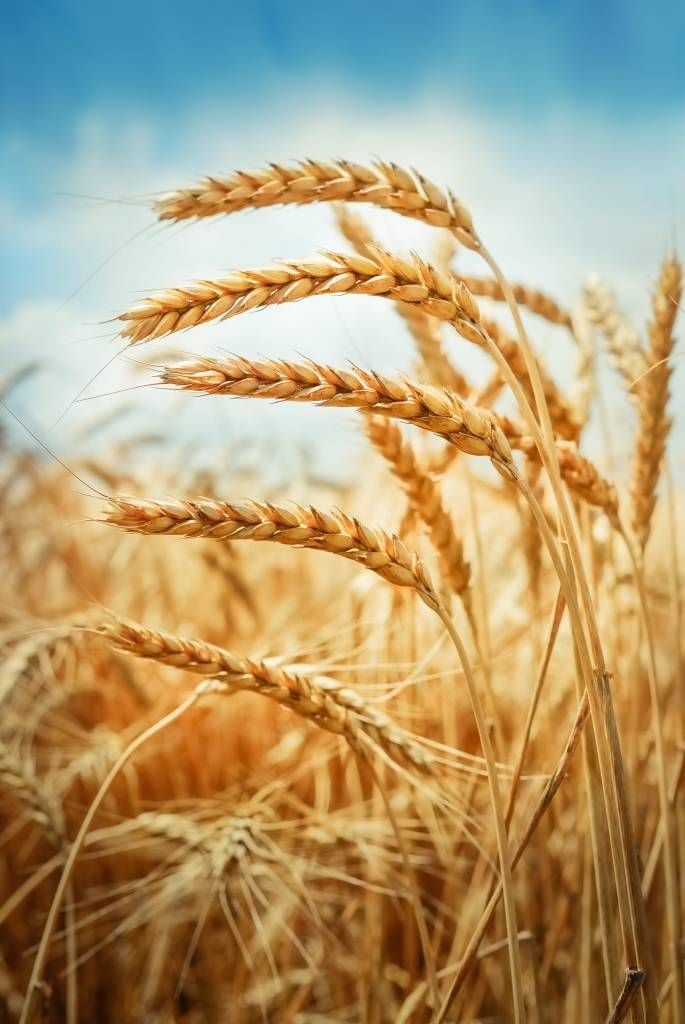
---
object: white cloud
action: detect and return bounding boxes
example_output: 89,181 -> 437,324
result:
1,94 -> 684,479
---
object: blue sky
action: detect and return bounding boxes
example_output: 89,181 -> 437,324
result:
2,1 -> 684,476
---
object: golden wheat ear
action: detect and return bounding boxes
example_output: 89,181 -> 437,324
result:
630,255 -> 682,551
94,614 -> 435,774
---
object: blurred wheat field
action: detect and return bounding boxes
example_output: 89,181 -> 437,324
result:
1,159 -> 683,1023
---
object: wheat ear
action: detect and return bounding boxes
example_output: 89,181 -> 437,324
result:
0,745 -> 78,1024
156,158 -> 479,245
584,276 -> 646,391
630,256 -> 682,551
0,744 -> 64,847
364,414 -> 471,600
159,354 -> 515,472
159,354 -> 618,516
102,496 -> 441,609
118,248 -> 485,346
94,615 -> 434,773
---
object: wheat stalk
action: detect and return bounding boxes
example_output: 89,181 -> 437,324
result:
94,615 -> 435,773
630,255 -> 682,551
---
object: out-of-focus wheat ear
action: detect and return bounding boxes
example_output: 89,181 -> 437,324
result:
570,300 -> 597,429
497,417 -> 619,521
584,276 -> 646,393
0,744 -> 64,848
93,615 -> 436,775
334,205 -> 470,395
0,744 -> 78,1024
364,414 -> 472,602
630,255 -> 682,551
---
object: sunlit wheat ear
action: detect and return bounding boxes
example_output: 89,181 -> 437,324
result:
630,255 -> 682,551
584,275 -> 646,392
155,157 -> 479,247
335,205 -> 470,395
158,356 -> 516,474
101,497 -> 441,610
364,414 -> 471,601
118,248 -> 484,345
94,615 -> 435,774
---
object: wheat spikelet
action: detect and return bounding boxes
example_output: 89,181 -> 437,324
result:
584,276 -> 646,390
94,615 -> 434,773
364,414 -> 471,598
335,206 -> 469,395
630,256 -> 682,550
